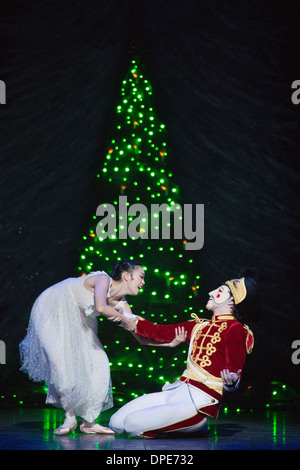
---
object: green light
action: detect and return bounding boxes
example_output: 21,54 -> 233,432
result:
77,57 -> 200,403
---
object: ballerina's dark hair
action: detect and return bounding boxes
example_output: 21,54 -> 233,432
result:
111,259 -> 142,281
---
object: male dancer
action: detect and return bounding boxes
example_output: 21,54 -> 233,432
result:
109,270 -> 261,437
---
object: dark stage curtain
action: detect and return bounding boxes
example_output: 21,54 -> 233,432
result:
1,0 -> 299,398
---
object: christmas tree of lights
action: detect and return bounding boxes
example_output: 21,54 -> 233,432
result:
77,56 -> 204,404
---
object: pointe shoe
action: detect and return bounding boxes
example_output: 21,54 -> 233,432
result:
53,421 -> 77,436
80,423 -> 115,434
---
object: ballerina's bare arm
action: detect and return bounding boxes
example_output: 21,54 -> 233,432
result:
86,274 -> 124,319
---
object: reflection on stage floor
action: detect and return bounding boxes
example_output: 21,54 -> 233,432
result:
0,407 -> 299,451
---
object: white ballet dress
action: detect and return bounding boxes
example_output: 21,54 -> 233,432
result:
19,271 -> 116,422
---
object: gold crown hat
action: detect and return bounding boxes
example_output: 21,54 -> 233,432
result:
225,277 -> 247,305
224,268 -> 261,322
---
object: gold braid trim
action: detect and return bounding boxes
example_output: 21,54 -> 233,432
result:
190,313 -> 204,323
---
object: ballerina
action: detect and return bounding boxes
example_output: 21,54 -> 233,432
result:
19,259 -> 145,435
19,259 -> 187,436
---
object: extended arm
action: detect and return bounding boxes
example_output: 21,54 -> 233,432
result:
112,306 -> 188,347
91,275 -> 126,319
121,315 -> 194,344
131,327 -> 187,348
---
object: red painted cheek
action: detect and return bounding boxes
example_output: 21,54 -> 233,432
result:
216,294 -> 221,298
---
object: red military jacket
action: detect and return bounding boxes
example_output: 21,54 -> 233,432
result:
136,313 -> 254,418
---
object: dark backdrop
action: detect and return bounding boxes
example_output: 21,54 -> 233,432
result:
1,0 -> 299,402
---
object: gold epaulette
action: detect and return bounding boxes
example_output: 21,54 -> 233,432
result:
243,324 -> 254,354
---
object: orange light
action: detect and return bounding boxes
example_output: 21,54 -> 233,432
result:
133,121 -> 139,126
108,149 -> 113,154
121,185 -> 126,190
160,151 -> 164,157
133,73 -> 138,78
161,185 -> 167,191
89,233 -> 95,238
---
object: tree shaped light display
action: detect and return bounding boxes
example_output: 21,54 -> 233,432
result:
77,57 -> 204,405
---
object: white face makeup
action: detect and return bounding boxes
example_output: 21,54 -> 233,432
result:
206,284 -> 232,311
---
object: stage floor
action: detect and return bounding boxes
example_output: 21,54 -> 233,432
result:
0,407 -> 299,451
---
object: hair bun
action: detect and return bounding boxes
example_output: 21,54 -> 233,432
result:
239,267 -> 259,281
111,259 -> 141,281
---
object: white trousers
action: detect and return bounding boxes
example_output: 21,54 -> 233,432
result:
109,381 -> 213,437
